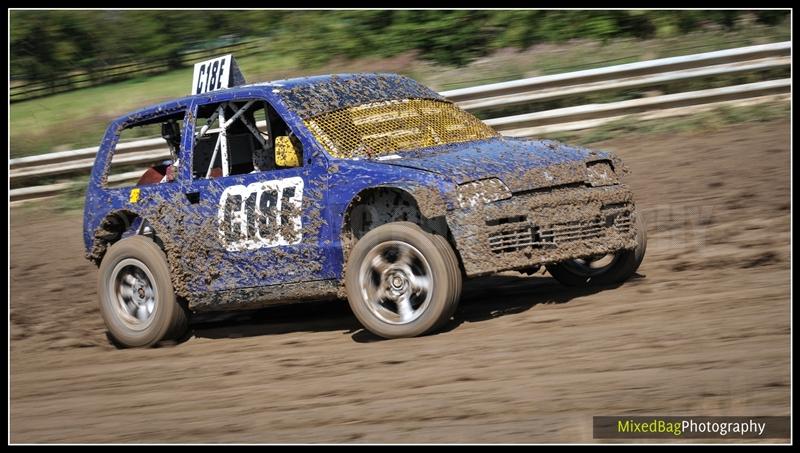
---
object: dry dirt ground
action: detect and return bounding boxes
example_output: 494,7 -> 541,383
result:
9,119 -> 790,443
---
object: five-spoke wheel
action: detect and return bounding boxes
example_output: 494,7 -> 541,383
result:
346,222 -> 462,338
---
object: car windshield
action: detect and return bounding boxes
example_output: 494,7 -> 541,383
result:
304,99 -> 499,159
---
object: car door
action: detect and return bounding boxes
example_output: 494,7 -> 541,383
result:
175,93 -> 332,295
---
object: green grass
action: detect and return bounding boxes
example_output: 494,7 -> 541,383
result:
548,101 -> 790,145
33,101 -> 788,214
10,52 -> 303,158
10,22 -> 789,159
423,22 -> 790,91
53,180 -> 89,213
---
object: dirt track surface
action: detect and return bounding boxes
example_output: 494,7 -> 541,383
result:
10,119 -> 790,443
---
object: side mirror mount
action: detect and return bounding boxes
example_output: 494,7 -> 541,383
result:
275,135 -> 302,167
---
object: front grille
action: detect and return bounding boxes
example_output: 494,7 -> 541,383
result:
540,219 -> 606,243
488,227 -> 544,253
614,214 -> 632,233
488,207 -> 633,254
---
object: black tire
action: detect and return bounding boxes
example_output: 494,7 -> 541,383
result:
345,222 -> 462,338
97,235 -> 188,348
546,211 -> 647,287
429,232 -> 463,323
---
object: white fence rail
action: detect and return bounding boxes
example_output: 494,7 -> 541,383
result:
9,41 -> 791,203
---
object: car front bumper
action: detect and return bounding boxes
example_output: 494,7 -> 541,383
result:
446,184 -> 640,277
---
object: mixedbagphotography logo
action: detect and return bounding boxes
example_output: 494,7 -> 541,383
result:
593,416 -> 790,439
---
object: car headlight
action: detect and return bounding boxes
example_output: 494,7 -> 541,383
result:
586,160 -> 619,187
457,178 -> 512,208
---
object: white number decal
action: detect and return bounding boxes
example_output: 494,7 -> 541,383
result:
218,177 -> 304,251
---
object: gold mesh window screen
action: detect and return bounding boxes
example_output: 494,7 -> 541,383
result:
305,99 -> 499,158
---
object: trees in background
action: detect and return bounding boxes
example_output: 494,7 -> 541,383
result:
11,10 -> 789,85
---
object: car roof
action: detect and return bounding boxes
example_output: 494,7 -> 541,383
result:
116,73 -> 445,124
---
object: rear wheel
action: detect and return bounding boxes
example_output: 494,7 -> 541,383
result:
97,235 -> 188,347
345,222 -> 461,338
546,212 -> 647,287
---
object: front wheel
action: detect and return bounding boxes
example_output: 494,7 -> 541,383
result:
546,212 -> 647,287
345,222 -> 462,338
97,235 -> 189,347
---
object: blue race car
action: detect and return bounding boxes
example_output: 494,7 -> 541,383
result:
84,73 -> 646,347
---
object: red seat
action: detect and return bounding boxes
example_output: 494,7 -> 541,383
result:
137,165 -> 224,185
136,164 -> 171,186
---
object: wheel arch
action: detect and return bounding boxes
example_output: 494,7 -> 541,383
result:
86,209 -> 157,265
340,185 -> 457,267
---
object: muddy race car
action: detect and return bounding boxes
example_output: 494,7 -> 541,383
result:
84,72 -> 646,348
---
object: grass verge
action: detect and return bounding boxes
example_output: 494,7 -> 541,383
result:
10,22 -> 789,158
21,101 -> 787,214
548,102 -> 790,145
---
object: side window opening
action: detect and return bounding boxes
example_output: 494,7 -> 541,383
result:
192,100 -> 303,180
106,111 -> 186,188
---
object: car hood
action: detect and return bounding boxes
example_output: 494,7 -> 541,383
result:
375,137 -> 610,192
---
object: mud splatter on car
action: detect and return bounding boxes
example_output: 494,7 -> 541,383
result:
82,72 -> 646,347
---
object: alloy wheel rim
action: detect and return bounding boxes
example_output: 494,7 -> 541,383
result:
109,258 -> 158,331
359,241 -> 433,325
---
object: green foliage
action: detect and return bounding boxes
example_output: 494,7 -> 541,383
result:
9,15 -> 791,159
11,10 -> 790,84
